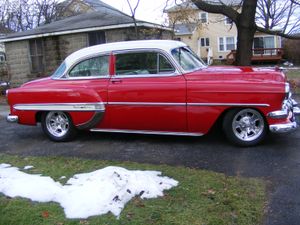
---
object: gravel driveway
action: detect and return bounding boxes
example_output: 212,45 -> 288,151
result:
0,95 -> 300,225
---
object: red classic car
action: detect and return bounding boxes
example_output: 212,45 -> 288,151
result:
6,40 -> 300,146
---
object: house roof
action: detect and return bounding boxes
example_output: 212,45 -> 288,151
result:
165,0 -> 242,12
0,2 -> 169,43
174,24 -> 197,35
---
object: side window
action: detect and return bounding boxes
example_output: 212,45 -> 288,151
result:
159,54 -> 175,74
115,52 -> 174,75
69,55 -> 109,77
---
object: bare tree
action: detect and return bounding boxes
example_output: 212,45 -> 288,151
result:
164,1 -> 202,39
0,0 -> 59,32
256,0 -> 300,35
291,0 -> 300,5
125,0 -> 141,39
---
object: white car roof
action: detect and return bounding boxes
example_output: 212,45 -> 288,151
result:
65,40 -> 187,67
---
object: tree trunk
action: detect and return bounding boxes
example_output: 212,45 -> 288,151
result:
235,23 -> 256,66
234,0 -> 258,66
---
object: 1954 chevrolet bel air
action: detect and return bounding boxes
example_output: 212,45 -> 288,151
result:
6,40 -> 300,146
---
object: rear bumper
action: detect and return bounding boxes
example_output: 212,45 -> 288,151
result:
268,97 -> 300,133
6,115 -> 18,123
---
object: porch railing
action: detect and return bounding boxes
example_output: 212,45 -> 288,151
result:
226,48 -> 284,64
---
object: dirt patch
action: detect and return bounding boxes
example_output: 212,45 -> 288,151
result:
0,95 -> 7,104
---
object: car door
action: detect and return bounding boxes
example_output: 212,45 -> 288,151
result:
106,50 -> 187,133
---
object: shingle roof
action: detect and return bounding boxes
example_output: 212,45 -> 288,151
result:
0,1 -> 168,42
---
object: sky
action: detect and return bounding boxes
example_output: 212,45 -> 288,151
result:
101,0 -> 178,25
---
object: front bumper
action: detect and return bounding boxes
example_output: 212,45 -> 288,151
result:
268,97 -> 300,133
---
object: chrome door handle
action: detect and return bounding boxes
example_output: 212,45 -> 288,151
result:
111,79 -> 122,84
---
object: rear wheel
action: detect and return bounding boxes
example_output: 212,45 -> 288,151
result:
41,111 -> 77,142
223,108 -> 267,147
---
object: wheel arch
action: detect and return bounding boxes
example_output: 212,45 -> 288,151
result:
211,106 -> 269,133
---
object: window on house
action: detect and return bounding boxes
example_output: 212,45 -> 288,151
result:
225,17 -> 233,25
69,55 -> 109,77
253,36 -> 275,55
115,52 -> 175,75
199,12 -> 208,23
200,38 -> 210,47
0,54 -> 5,62
218,37 -> 236,51
226,37 -> 235,50
29,38 -> 44,73
88,31 -> 106,46
219,37 -> 225,51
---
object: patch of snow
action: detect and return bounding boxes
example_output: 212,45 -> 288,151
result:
0,164 -> 178,219
0,163 -> 11,169
23,165 -> 34,170
59,176 -> 66,180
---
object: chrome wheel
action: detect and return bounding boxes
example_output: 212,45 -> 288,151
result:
232,109 -> 264,142
45,111 -> 70,138
223,108 -> 267,146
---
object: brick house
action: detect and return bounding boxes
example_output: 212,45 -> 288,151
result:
0,1 -> 172,87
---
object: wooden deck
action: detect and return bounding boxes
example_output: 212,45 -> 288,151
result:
226,48 -> 284,64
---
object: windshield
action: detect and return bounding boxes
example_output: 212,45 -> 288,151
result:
51,62 -> 66,78
171,47 -> 206,71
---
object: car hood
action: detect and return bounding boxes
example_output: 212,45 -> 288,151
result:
184,66 -> 286,83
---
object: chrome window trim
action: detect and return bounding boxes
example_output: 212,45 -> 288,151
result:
52,75 -> 110,80
111,73 -> 180,79
13,103 -> 105,112
90,128 -> 203,137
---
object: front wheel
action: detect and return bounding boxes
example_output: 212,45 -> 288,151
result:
223,108 -> 267,147
41,111 -> 77,142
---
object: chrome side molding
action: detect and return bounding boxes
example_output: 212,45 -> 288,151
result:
90,128 -> 203,137
13,103 -> 105,112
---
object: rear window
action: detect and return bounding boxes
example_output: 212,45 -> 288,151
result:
51,62 -> 66,78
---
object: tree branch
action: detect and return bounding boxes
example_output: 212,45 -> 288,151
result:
256,26 -> 300,39
191,0 -> 239,22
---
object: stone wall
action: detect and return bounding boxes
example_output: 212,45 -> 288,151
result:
5,41 -> 31,86
43,33 -> 88,77
5,33 -> 88,87
5,28 -> 171,87
58,33 -> 88,59
106,28 -> 172,42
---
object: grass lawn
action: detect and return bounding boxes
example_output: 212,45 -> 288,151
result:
0,154 -> 266,225
286,69 -> 300,94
